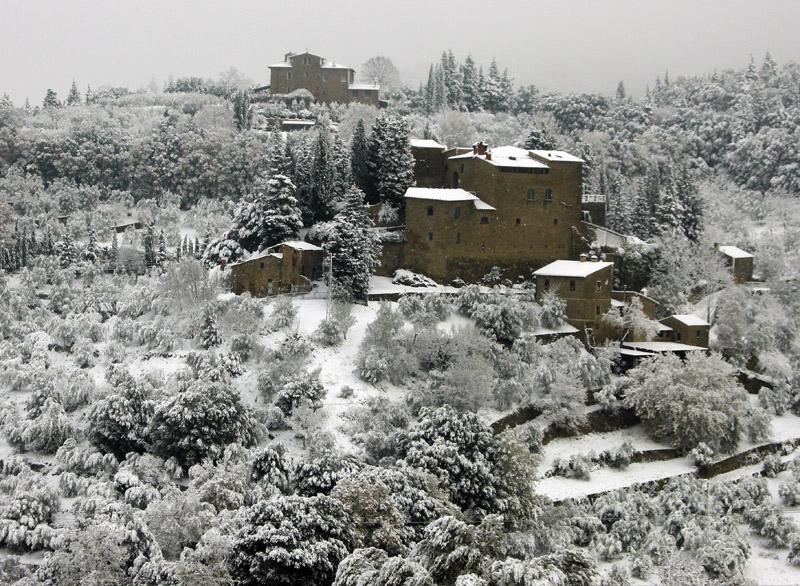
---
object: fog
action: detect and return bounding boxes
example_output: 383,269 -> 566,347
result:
2,0 -> 799,104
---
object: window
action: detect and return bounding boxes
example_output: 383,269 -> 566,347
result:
365,90 -> 371,97
569,280 -> 576,291
596,280 -> 602,291
456,232 -> 461,243
596,305 -> 601,315
545,188 -> 553,201
677,332 -> 682,341
461,164 -> 464,172
341,75 -> 347,83
303,57 -> 310,65
260,262 -> 264,269
428,232 -> 434,241
427,205 -> 434,216
286,72 -> 292,80
696,330 -> 701,339
454,206 -> 461,219
352,90 -> 359,97
527,188 -> 534,202
516,218 -> 521,225
480,216 -> 489,224
553,218 -> 558,226
304,72 -> 308,78
544,279 -> 550,290
322,74 -> 328,82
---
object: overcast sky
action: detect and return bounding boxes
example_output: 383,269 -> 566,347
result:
2,0 -> 799,105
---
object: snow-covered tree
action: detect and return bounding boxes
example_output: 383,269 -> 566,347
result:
200,302 -> 221,348
66,80 -> 81,106
601,296 -> 660,342
350,119 -> 371,195
368,113 -> 414,208
322,187 -> 381,303
88,368 -> 153,458
230,494 -> 356,586
149,378 -> 262,467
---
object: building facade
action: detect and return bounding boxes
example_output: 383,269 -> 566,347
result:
230,241 -> 324,297
268,51 -> 380,107
659,314 -> 710,348
399,143 -> 585,282
718,245 -> 754,284
533,259 -> 614,334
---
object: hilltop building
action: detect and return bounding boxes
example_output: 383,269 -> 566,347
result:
267,51 -> 381,107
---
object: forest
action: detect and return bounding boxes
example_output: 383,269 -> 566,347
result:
0,51 -> 800,585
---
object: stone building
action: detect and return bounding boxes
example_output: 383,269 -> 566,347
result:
718,245 -> 754,284
533,258 -> 614,334
268,51 -> 380,107
410,139 -> 448,188
230,241 -> 324,297
659,314 -> 710,348
394,143 -> 585,282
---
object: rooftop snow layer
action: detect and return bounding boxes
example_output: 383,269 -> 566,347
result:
410,139 -> 446,149
449,145 -> 550,169
278,240 -> 323,251
473,199 -> 496,211
533,260 -> 613,278
348,83 -> 380,91
531,150 -> 585,163
719,245 -> 754,259
622,341 -> 707,352
668,314 -> 710,327
405,187 -> 479,202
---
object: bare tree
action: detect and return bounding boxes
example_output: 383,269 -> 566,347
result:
360,56 -> 401,93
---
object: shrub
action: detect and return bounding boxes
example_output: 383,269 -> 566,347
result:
398,293 -> 451,325
88,369 -> 152,458
266,297 -> 297,331
274,370 -> 326,416
21,398 -> 75,454
599,441 -> 635,469
779,477 -> 800,506
551,453 -> 594,480
762,453 -> 783,478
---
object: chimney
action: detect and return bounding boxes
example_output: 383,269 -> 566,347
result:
472,141 -> 488,156
590,254 -> 599,262
485,152 -> 492,161
579,253 -> 588,262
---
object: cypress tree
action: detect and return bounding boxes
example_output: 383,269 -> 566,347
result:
66,80 -> 81,106
350,119 -> 370,195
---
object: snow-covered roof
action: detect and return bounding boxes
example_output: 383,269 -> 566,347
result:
473,200 -> 496,211
280,240 -> 323,251
718,245 -> 753,259
656,323 -> 673,332
271,253 -> 283,259
449,146 -> 550,170
282,120 -> 316,126
321,61 -> 354,70
531,323 -> 580,337
531,150 -> 585,163
349,83 -> 380,91
410,139 -> 446,150
622,341 -> 707,353
618,347 -> 656,357
405,187 -> 479,202
666,314 -> 709,327
533,260 -> 613,278
269,62 -> 292,68
611,299 -> 625,308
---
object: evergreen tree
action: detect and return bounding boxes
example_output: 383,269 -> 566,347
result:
350,119 -> 370,195
616,80 -> 627,100
156,230 -> 168,266
201,303 -> 222,348
323,187 -> 382,303
371,113 -> 414,209
676,165 -> 703,242
260,174 -> 304,247
655,170 -> 685,238
424,65 -> 436,114
58,230 -> 77,268
432,63 -> 446,112
143,224 -> 156,267
232,89 -> 253,131
85,227 -> 98,262
264,131 -> 288,177
66,80 -> 81,106
441,50 -> 463,110
461,54 -> 482,112
110,232 -> 119,270
43,226 -> 55,255
309,123 -> 337,221
42,88 -> 60,109
523,126 -> 558,150
481,59 -> 509,113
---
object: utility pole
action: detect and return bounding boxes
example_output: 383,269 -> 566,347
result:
326,252 -> 335,321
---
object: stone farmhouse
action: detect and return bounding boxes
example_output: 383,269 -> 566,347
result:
267,51 -> 381,107
230,241 -> 324,297
382,142 -> 587,282
718,245 -> 754,284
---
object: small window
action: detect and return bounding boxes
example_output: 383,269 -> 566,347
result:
461,164 -> 464,173
544,279 -> 550,290
596,305 -> 601,315
365,90 -> 371,97
480,216 -> 489,224
696,330 -> 701,339
596,280 -> 602,291
352,90 -> 359,97
427,205 -> 434,216
545,188 -> 553,201
553,218 -> 558,226
454,206 -> 461,219
304,72 -> 308,78
516,218 -> 521,225
260,262 -> 264,269
527,188 -> 534,202
456,232 -> 461,243
428,232 -> 434,241
286,72 -> 292,80
569,280 -> 576,291
303,57 -> 309,65
677,332 -> 682,341
322,74 -> 328,82
341,75 -> 347,82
